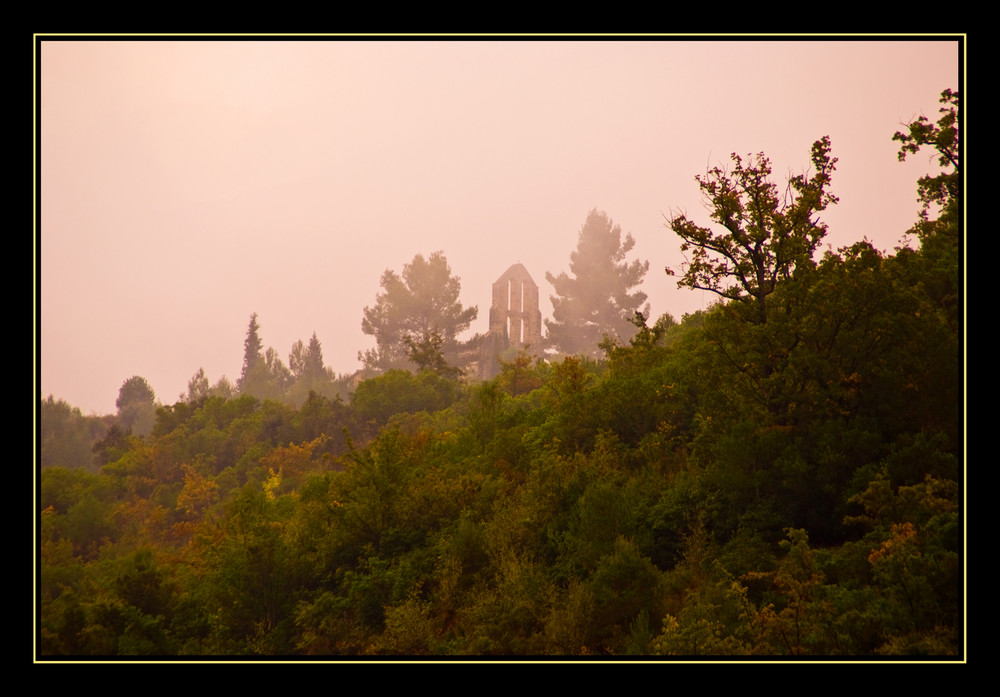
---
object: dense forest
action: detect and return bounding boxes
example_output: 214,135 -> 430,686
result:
36,90 -> 962,658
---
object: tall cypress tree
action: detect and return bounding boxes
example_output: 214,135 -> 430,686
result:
238,313 -> 263,393
305,333 -> 325,382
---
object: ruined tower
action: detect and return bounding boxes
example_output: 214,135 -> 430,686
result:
480,263 -> 542,379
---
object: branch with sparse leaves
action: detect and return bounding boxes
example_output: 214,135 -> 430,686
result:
666,137 -> 838,323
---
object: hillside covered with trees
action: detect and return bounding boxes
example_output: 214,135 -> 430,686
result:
37,90 -> 962,658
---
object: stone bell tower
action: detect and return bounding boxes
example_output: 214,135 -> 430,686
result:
479,263 -> 542,379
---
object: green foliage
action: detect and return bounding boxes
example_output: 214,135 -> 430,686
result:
653,563 -> 757,656
496,347 -> 543,396
289,333 -> 326,384
360,251 -> 477,372
667,137 -> 838,324
184,368 -> 210,404
38,91 -> 962,658
117,375 -> 156,412
546,209 -> 650,357
52,487 -> 119,560
464,380 -> 507,449
92,422 -> 133,467
403,330 -> 463,379
286,333 -> 344,407
893,88 -> 960,243
293,390 -> 353,454
114,549 -> 177,619
116,375 -> 157,436
586,538 -> 667,653
351,369 -> 461,428
202,482 -> 302,654
40,396 -> 107,471
237,313 -> 264,393
893,88 -> 961,330
241,344 -> 295,402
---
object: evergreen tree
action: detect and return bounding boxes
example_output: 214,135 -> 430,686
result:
305,333 -> 325,382
238,313 -> 263,393
236,315 -> 293,401
115,375 -> 156,436
287,333 -> 335,407
545,209 -> 650,358
360,251 -> 477,372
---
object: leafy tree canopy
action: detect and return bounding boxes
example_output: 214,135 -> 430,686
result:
351,369 -> 461,426
893,88 -> 960,244
38,93 -> 961,659
892,88 -> 961,327
666,137 -> 838,324
40,396 -> 107,471
404,330 -> 462,379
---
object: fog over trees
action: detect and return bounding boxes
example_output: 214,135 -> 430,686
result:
360,251 -> 478,374
39,40 -> 959,418
38,83 -> 962,659
546,209 -> 651,358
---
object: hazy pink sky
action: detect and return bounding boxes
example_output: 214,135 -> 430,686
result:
38,37 -> 960,415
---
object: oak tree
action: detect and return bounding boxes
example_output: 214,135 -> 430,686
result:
893,88 -> 960,245
666,137 -> 838,324
893,88 -> 960,327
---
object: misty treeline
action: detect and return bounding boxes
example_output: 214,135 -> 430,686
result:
38,90 -> 961,658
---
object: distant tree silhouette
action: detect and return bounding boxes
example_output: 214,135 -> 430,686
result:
546,209 -> 649,358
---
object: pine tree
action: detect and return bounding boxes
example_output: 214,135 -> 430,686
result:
545,209 -> 649,358
115,375 -> 157,436
360,252 -> 477,372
